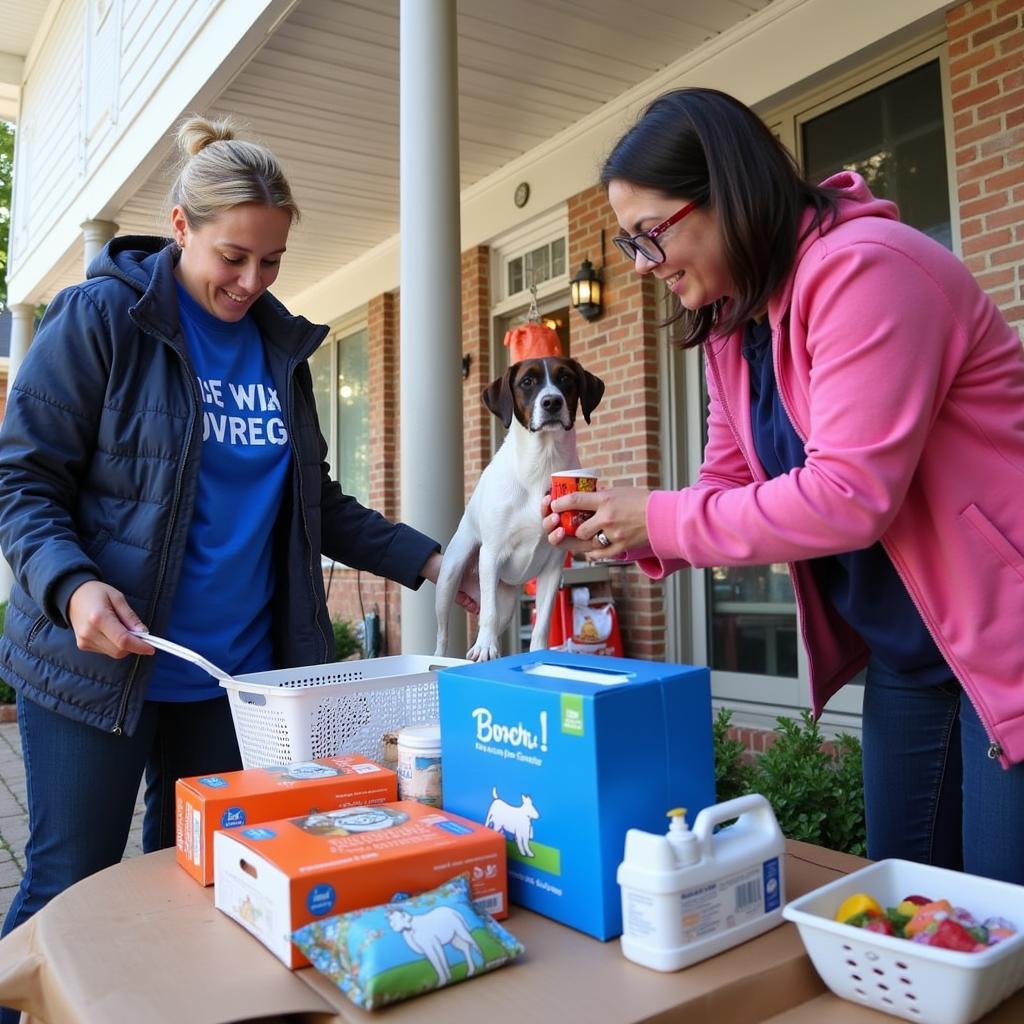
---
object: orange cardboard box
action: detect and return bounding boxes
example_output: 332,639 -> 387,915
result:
176,755 -> 397,885
213,800 -> 507,968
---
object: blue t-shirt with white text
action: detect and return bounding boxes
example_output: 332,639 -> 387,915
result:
145,283 -> 292,700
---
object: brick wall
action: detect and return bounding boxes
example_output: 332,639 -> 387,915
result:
461,246 -> 492,498
724,723 -> 840,760
368,292 -> 401,523
948,0 -> 1024,336
567,183 -> 668,660
458,245 -> 493,643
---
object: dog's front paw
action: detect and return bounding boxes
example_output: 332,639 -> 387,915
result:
466,637 -> 501,662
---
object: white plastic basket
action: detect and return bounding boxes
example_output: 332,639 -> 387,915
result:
219,655 -> 468,769
782,859 -> 1024,1024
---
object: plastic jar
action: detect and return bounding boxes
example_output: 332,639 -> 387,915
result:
396,724 -> 442,807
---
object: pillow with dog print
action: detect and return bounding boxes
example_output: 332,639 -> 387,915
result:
290,873 -> 525,1010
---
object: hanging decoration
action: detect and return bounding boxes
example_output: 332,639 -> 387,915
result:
503,282 -> 563,364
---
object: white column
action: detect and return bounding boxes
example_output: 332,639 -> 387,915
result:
398,0 -> 465,656
81,219 -> 119,272
0,303 -> 38,602
6,303 -> 36,393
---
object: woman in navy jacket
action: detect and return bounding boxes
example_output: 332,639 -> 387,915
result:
0,117 -> 471,977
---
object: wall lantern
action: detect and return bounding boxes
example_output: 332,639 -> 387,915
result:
570,257 -> 603,322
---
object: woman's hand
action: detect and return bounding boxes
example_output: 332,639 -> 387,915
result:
420,552 -> 481,616
67,581 -> 155,659
543,486 -> 652,560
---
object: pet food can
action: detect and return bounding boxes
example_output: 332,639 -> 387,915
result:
550,468 -> 600,536
396,724 -> 443,807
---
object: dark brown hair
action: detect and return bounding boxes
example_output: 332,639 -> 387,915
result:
601,88 -> 841,348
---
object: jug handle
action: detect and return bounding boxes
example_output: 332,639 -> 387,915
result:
692,794 -> 780,843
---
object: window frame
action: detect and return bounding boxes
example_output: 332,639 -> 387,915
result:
490,206 -> 570,317
332,323 -> 370,509
766,32 -> 959,254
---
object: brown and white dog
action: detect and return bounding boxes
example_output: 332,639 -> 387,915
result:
434,357 -> 604,661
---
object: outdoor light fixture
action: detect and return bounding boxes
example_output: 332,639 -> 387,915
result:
570,258 -> 603,322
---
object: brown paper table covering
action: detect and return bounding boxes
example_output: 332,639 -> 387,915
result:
0,840 -> 1021,1024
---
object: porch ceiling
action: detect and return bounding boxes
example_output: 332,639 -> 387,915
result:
0,0 -> 49,61
0,0 -> 48,120
84,0 -> 770,303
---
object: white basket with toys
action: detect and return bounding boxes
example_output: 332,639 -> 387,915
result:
782,858 -> 1024,1024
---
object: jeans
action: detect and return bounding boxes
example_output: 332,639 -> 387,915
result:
861,658 -> 1024,885
0,694 -> 241,1024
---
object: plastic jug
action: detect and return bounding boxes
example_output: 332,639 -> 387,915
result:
616,794 -> 786,971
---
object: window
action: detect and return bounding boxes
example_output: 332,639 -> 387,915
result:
802,60 -> 952,248
491,207 -> 570,311
506,238 -> 566,297
700,368 -> 799,680
308,325 -> 370,507
336,329 -> 369,506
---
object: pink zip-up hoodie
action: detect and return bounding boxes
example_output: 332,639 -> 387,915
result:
638,172 -> 1024,767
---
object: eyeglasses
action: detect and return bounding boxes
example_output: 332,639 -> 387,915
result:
611,201 -> 698,265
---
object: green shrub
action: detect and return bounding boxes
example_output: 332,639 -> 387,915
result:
712,707 -> 756,804
822,731 -> 867,857
752,711 -> 866,856
0,602 -> 12,704
332,617 -> 361,660
712,706 -> 866,857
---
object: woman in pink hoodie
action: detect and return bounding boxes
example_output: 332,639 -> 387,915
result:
547,88 -> 1024,884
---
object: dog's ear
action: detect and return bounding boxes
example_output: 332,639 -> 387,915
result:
482,364 -> 517,428
571,360 -> 606,424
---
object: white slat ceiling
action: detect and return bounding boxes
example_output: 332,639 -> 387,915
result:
0,0 -> 48,118
0,0 -> 49,59
100,0 -> 773,301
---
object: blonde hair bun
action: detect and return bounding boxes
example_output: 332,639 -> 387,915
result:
168,114 -> 299,226
176,115 -> 237,158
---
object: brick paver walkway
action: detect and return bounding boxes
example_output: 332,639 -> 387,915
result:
0,717 -> 146,923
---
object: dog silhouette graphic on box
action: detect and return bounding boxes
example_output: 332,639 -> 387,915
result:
387,905 -> 483,986
485,787 -> 540,858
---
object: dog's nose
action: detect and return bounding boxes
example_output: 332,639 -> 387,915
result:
541,394 -> 564,414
